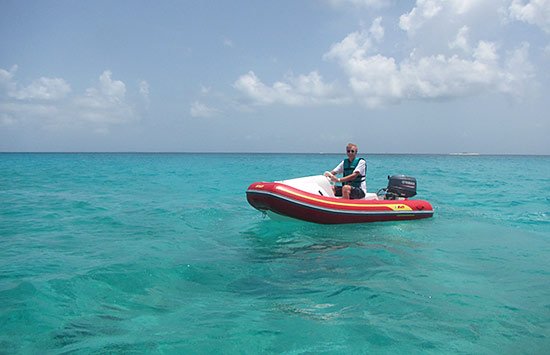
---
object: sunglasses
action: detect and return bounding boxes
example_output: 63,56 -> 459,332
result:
347,149 -> 356,153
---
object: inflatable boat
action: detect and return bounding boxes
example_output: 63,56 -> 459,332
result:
246,175 -> 434,224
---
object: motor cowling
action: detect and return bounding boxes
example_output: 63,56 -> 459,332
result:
386,175 -> 417,199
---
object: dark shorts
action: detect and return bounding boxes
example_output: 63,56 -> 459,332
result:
334,185 -> 366,199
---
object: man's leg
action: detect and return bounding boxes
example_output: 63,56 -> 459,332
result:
342,185 -> 352,199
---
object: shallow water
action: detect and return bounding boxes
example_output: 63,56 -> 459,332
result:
1,153 -> 549,353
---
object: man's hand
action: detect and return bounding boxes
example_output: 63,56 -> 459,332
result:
324,171 -> 339,182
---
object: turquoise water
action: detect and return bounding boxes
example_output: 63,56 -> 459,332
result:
1,153 -> 549,353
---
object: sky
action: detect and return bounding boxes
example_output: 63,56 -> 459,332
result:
1,0 -> 549,154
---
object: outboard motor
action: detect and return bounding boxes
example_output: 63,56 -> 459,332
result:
381,175 -> 417,200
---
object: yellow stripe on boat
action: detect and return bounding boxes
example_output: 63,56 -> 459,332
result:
275,185 -> 413,211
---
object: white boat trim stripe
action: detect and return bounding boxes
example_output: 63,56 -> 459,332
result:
247,190 -> 433,216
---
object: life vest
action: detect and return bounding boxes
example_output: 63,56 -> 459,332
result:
343,158 -> 366,188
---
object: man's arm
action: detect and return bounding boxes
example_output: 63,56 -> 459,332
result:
340,171 -> 359,183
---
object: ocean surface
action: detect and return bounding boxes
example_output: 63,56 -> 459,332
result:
1,153 -> 549,354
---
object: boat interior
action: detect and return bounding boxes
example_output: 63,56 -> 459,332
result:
277,175 -> 379,200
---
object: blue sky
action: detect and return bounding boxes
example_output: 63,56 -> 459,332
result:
1,0 -> 549,154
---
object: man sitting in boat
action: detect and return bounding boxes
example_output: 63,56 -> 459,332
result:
324,143 -> 367,199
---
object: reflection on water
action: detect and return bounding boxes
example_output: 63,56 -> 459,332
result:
241,218 -> 425,262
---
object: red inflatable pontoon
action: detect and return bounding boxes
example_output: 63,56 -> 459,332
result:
246,175 -> 434,224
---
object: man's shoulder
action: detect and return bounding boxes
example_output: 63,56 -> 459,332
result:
355,158 -> 366,171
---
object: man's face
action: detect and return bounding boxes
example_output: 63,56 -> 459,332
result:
346,145 -> 357,159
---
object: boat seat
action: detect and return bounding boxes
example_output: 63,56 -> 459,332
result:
278,175 -> 335,197
278,175 -> 380,200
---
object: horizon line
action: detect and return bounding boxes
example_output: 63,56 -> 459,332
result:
1,151 -> 549,156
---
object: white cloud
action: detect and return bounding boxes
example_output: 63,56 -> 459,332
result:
234,10 -> 536,110
0,65 -> 71,100
0,65 -> 17,94
230,3 -> 541,112
98,70 -> 126,101
508,0 -> 550,33
324,29 -> 373,62
73,70 -> 134,124
139,80 -> 150,108
449,26 -> 471,52
473,41 -> 500,62
0,67 -> 148,129
500,42 -> 535,94
190,101 -> 220,117
139,80 -> 149,98
11,77 -> 71,100
449,0 -> 479,15
234,71 -> 347,106
399,0 -> 498,35
0,101 -> 59,120
399,0 -> 443,34
370,17 -> 384,42
325,26 -> 534,107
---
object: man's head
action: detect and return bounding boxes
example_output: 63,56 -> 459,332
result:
346,143 -> 358,160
